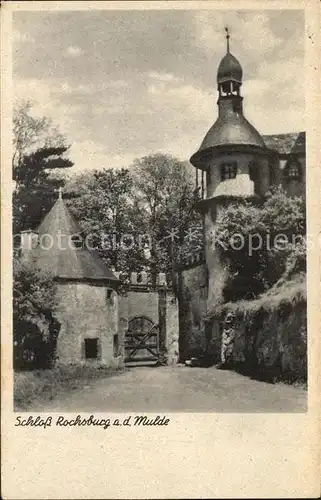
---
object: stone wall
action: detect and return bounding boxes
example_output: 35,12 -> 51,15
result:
55,281 -> 123,368
211,297 -> 307,382
178,263 -> 207,360
126,289 -> 159,323
166,293 -> 179,365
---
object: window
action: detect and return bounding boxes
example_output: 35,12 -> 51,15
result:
113,334 -> 119,357
220,162 -> 237,181
106,289 -> 113,302
286,160 -> 301,181
84,338 -> 99,359
70,233 -> 83,249
249,162 -> 259,182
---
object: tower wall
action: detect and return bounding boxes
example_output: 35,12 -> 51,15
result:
166,293 -> 179,365
178,257 -> 207,361
204,209 -> 228,308
55,282 -> 123,367
206,152 -> 272,199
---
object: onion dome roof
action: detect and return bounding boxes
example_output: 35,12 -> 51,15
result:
217,52 -> 243,84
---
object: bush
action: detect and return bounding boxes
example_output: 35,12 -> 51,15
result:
214,187 -> 306,303
13,257 -> 59,369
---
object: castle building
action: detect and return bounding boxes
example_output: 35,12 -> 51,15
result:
179,29 -> 306,361
20,189 -> 122,366
18,30 -> 305,369
20,190 -> 179,367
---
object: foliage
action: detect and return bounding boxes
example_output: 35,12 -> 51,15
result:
13,100 -> 73,233
13,257 -> 59,369
207,273 -> 307,384
65,168 -> 147,278
214,187 -> 306,302
132,153 -> 202,285
65,154 -> 203,287
209,273 -> 306,319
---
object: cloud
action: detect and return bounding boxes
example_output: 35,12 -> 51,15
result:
12,10 -> 305,173
193,11 -> 282,59
13,29 -> 34,44
147,71 -> 178,83
65,45 -> 84,57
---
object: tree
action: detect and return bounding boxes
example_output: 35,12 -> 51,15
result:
13,100 -> 73,233
131,153 -> 202,286
65,168 -> 147,278
214,187 -> 306,302
64,154 -> 202,287
13,257 -> 60,369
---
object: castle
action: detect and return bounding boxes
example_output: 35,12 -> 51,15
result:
178,29 -> 305,363
20,189 -> 179,367
20,31 -> 305,369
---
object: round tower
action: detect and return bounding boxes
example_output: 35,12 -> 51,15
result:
190,28 -> 270,306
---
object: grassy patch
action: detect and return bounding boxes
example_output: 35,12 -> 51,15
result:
14,364 -> 124,411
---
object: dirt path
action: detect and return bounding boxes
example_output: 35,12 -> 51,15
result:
32,365 -> 307,412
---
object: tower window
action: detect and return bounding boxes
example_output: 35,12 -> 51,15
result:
84,338 -> 99,359
249,162 -> 259,182
285,160 -> 301,181
220,162 -> 237,181
106,289 -> 113,302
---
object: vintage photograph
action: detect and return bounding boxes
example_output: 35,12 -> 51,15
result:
12,8 -> 307,412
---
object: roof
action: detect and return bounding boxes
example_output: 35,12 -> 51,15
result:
190,113 -> 266,167
217,52 -> 243,84
32,197 -> 119,282
262,132 -> 305,155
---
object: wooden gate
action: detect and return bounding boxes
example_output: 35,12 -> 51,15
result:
125,316 -> 160,365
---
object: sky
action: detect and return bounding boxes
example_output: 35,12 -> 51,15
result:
13,9 -> 305,173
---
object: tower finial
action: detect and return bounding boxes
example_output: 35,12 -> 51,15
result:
225,26 -> 230,53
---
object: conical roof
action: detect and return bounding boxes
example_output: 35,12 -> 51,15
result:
32,197 -> 119,282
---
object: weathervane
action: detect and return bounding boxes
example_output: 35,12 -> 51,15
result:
225,26 -> 230,53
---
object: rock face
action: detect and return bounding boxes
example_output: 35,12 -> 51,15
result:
220,313 -> 236,366
213,298 -> 307,382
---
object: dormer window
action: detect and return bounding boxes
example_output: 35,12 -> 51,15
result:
70,233 -> 84,249
220,162 -> 237,181
285,160 -> 301,181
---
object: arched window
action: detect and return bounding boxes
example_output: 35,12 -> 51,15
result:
220,162 -> 237,181
285,160 -> 301,181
